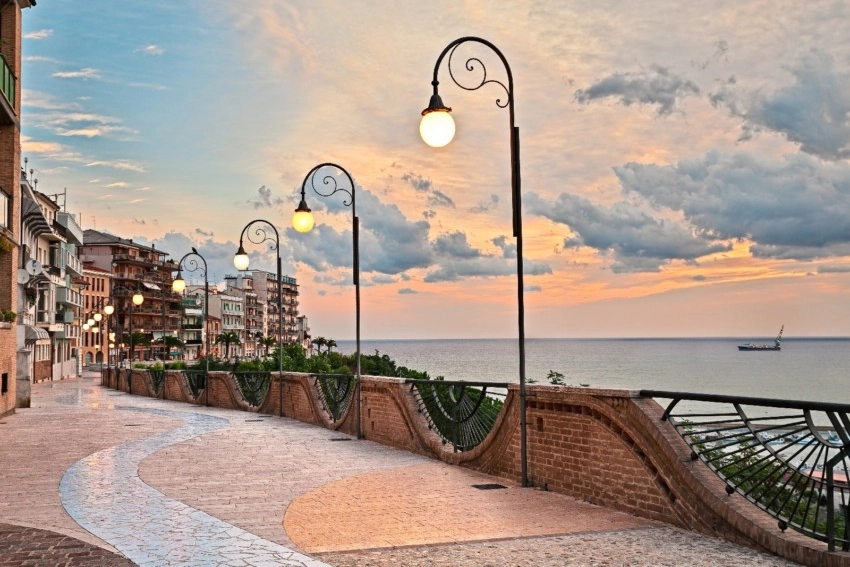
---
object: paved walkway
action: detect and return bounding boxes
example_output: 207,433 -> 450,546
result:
0,372 -> 803,566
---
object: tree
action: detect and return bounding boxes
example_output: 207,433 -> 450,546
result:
154,335 -> 184,360
313,336 -> 328,354
326,338 -> 337,353
215,331 -> 241,359
259,335 -> 277,357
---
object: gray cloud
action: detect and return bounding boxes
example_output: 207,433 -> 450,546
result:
401,172 -> 432,193
575,64 -> 700,116
425,231 -> 552,282
818,265 -> 850,274
398,288 -> 417,294
249,185 -> 284,209
433,232 -> 482,259
614,152 -> 850,260
471,194 -> 499,214
526,191 -> 729,273
710,51 -> 850,160
428,190 -> 455,208
289,187 -> 433,277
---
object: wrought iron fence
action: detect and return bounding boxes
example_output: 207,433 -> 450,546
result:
233,371 -> 270,407
406,379 -> 508,452
641,390 -> 850,551
313,374 -> 355,422
148,368 -> 165,395
183,369 -> 207,399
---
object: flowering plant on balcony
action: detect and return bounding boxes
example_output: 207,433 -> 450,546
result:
0,309 -> 16,323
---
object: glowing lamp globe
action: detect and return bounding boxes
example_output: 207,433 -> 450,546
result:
104,305 -> 115,316
172,277 -> 186,293
87,317 -> 95,326
233,248 -> 250,271
132,292 -> 144,306
292,209 -> 315,233
93,313 -> 103,322
82,323 -> 90,331
420,109 -> 456,148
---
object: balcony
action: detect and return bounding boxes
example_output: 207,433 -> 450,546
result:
56,286 -> 82,308
64,250 -> 83,276
55,212 -> 84,246
0,54 -> 16,125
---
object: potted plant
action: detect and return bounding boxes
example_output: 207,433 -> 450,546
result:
0,309 -> 15,328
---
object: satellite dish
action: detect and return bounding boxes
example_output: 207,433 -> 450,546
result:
17,269 -> 30,285
25,259 -> 43,276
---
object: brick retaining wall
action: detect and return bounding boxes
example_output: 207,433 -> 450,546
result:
107,369 -> 847,567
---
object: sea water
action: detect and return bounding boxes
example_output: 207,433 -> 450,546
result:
335,337 -> 850,404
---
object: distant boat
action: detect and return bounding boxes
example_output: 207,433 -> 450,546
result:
738,325 -> 783,351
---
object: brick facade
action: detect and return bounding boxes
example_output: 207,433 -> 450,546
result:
0,1 -> 31,418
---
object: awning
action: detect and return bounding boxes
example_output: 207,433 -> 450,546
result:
142,282 -> 161,291
25,325 -> 50,344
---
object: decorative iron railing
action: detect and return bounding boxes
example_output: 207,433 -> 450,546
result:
183,369 -> 207,399
313,374 -> 355,422
405,379 -> 507,452
641,390 -> 850,551
148,368 -> 165,395
233,371 -> 270,407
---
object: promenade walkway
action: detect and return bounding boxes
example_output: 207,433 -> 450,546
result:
0,372 -> 802,566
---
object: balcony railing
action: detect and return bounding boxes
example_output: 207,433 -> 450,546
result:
642,390 -> 850,551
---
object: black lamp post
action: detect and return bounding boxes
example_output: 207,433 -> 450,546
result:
173,247 -> 210,405
234,220 -> 284,415
421,37 -> 528,486
293,162 -> 362,439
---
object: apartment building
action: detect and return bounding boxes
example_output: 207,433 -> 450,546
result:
243,270 -> 299,346
16,172 -> 85,396
0,0 -> 37,417
207,289 -> 244,359
79,230 -> 179,363
80,264 -> 112,366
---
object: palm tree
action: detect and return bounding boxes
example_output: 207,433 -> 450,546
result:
259,336 -> 277,357
127,331 -> 150,362
313,336 -> 328,354
161,336 -> 184,360
215,331 -> 241,359
326,338 -> 337,353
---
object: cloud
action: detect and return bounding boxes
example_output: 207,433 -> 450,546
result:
425,231 -> 552,282
525,285 -> 542,293
249,185 -> 284,209
613,151 -> 850,261
575,64 -> 700,116
402,171 -> 455,208
136,44 -> 164,55
27,110 -> 136,139
53,68 -> 102,80
85,159 -> 146,172
433,232 -> 482,259
398,288 -> 417,294
106,182 -> 128,188
526,191 -> 729,273
24,29 -> 52,40
818,265 -> 850,274
401,172 -> 432,193
471,194 -> 499,214
289,187 -> 433,277
710,51 -> 850,160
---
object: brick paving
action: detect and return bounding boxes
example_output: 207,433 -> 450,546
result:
0,372 -> 805,566
0,522 -> 135,567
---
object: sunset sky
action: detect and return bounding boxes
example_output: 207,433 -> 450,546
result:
19,1 -> 850,340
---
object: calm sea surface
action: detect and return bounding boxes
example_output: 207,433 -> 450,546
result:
335,338 -> 850,404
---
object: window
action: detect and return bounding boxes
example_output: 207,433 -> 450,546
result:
0,188 -> 9,229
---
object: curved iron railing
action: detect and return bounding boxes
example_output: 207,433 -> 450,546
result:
313,374 -> 355,422
406,379 -> 507,452
148,368 -> 165,395
641,390 -> 850,551
183,369 -> 207,399
233,371 -> 270,407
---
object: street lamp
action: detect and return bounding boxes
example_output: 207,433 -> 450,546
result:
293,162 -> 362,439
130,287 -> 144,364
234,219 -> 284,414
174,247 -> 210,405
421,36 -> 529,486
